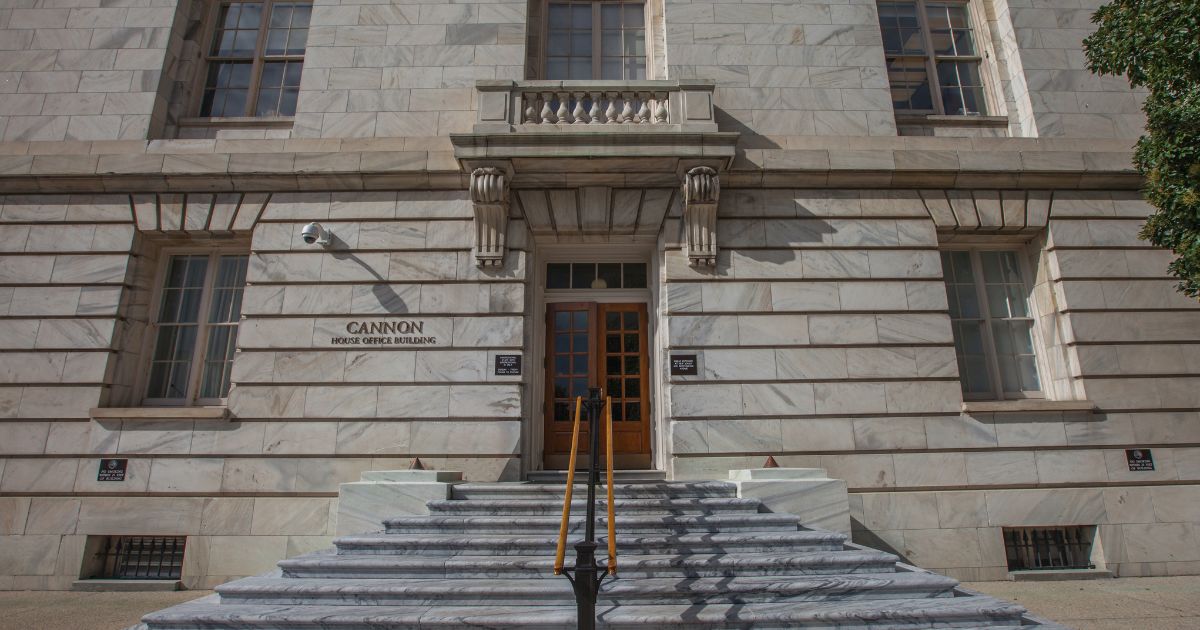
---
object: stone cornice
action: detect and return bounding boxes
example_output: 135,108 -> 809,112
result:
0,137 -> 1141,194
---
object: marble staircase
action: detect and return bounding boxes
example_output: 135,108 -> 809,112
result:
138,480 -> 1059,629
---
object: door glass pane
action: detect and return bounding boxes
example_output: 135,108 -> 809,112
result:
625,402 -> 640,421
624,355 -> 639,374
623,333 -> 638,352
572,310 -> 587,329
606,334 -> 620,353
623,311 -> 638,329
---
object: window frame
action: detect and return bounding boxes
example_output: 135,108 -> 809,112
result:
878,0 -> 987,116
540,0 -> 649,81
942,247 -> 1044,401
194,0 -> 310,120
139,247 -> 249,407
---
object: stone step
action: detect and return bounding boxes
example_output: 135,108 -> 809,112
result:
278,550 -> 900,579
140,596 -> 1029,629
425,497 -> 764,515
450,481 -> 737,500
332,531 -> 847,556
383,513 -> 800,535
215,572 -> 960,607
526,470 -> 667,483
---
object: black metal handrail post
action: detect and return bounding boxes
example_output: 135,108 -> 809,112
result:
565,387 -> 607,630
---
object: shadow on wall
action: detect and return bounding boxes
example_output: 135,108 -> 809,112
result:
851,517 -> 914,565
328,234 -> 410,315
714,107 -> 783,151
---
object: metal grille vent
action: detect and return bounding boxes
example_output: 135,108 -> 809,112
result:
1002,526 -> 1094,571
98,536 -> 186,580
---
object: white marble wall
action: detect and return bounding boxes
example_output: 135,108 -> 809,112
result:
664,188 -> 1200,580
0,190 -> 530,589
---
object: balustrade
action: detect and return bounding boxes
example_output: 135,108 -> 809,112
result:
471,79 -> 718,133
522,90 -> 668,125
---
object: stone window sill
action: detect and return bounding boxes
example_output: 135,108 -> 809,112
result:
89,406 -> 231,422
961,400 -> 1095,414
895,114 -> 1010,128
178,116 -> 295,129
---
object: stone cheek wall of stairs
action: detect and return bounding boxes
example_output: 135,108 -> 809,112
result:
138,480 -> 1060,629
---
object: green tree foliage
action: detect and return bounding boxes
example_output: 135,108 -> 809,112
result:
1083,0 -> 1200,297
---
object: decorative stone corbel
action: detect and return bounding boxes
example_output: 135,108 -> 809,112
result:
469,167 -> 510,267
681,166 -> 719,266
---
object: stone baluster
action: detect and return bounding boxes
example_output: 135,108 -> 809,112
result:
636,93 -> 651,124
556,91 -> 570,124
523,92 -> 538,124
572,92 -> 587,124
620,92 -> 634,123
654,92 -> 668,124
605,92 -> 619,124
588,92 -> 603,124
541,92 -> 556,124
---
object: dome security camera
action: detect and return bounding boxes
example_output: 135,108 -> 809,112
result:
300,222 -> 331,246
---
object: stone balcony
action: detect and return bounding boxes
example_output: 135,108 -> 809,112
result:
453,79 -> 737,186
472,79 -> 720,134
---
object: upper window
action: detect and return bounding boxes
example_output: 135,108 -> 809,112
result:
941,250 -> 1040,400
545,0 -> 646,80
878,1 -> 986,115
200,1 -> 310,118
145,252 -> 249,405
546,262 -> 647,289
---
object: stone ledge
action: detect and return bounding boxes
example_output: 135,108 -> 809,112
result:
1009,569 -> 1112,581
961,400 -> 1096,414
89,406 -> 231,421
72,579 -> 182,591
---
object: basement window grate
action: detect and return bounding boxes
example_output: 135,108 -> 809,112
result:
1002,526 -> 1094,571
96,536 -> 186,580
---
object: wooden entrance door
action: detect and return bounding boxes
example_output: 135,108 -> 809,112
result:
544,302 -> 651,469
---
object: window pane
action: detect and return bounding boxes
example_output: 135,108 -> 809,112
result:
937,61 -> 986,115
548,32 -> 569,56
200,324 -> 238,398
878,2 -> 923,54
571,263 -> 595,289
601,59 -> 621,80
547,263 -> 570,289
569,58 -> 591,79
597,263 -> 621,288
547,58 -> 568,80
624,263 -> 647,288
602,4 -> 620,28
602,31 -> 621,56
625,3 -> 645,27
886,58 -> 932,111
266,29 -> 288,55
572,4 -> 590,28
549,4 -> 570,28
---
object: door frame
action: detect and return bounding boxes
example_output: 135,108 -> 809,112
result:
527,244 -> 659,473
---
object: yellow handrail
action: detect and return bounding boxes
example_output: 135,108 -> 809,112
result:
553,396 -> 583,575
605,395 -> 617,576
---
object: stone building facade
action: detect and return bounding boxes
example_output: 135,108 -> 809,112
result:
0,0 -> 1198,591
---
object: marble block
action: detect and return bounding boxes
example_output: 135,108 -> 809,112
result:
335,469 -> 463,536
729,467 -> 851,536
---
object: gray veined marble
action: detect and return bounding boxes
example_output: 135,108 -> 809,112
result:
136,479 -> 1059,629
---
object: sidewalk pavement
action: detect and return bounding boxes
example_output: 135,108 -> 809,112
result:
965,576 -> 1200,629
0,576 -> 1198,629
